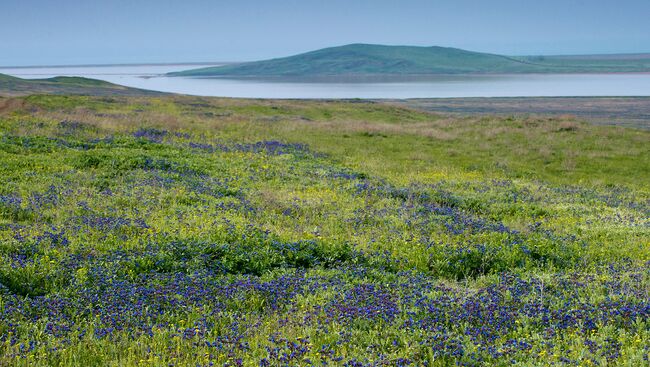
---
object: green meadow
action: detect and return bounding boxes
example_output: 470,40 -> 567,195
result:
0,95 -> 648,366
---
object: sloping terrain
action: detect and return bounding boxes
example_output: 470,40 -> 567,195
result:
0,73 -> 163,96
170,44 -> 650,77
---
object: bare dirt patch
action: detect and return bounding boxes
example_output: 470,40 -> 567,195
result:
0,97 -> 25,115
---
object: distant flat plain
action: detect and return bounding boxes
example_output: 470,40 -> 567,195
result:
387,97 -> 650,129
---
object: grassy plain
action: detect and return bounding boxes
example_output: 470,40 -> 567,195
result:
0,95 -> 648,366
391,97 -> 650,130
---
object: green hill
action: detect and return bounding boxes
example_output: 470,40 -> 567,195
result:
0,73 -> 163,96
169,44 -> 650,77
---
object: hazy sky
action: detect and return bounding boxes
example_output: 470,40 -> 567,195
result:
2,0 -> 649,66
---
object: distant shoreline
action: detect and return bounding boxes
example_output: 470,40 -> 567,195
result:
4,65 -> 650,100
0,62 -> 236,69
181,71 -> 650,80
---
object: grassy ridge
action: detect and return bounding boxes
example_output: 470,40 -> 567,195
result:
170,44 -> 650,77
0,73 -> 162,97
0,95 -> 648,366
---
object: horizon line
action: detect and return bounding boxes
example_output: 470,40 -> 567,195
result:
3,43 -> 650,69
0,61 -> 238,69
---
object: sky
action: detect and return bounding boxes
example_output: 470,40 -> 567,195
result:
2,0 -> 649,66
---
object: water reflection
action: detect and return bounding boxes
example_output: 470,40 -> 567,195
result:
1,64 -> 649,98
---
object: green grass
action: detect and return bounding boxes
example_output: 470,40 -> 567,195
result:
0,73 -> 20,82
169,44 -> 650,77
0,74 -> 162,97
0,95 -> 648,366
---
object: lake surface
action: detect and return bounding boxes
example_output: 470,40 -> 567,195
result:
2,64 -> 650,98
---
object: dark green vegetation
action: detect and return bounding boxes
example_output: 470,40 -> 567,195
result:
0,95 -> 648,366
0,73 -> 162,97
390,97 -> 650,129
169,44 -> 650,77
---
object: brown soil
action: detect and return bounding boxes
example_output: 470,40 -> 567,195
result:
0,98 -> 25,115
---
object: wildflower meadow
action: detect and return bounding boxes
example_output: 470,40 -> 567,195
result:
0,95 -> 648,366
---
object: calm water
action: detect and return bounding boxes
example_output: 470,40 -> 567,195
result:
2,64 -> 650,98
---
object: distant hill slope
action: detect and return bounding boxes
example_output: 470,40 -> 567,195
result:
0,73 -> 163,96
169,44 -> 650,77
518,53 -> 650,72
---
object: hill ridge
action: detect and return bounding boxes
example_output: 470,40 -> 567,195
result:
0,73 -> 164,97
169,44 -> 650,77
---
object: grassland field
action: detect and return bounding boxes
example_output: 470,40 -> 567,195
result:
390,97 -> 650,130
0,94 -> 648,366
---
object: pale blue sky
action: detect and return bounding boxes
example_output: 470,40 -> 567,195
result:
2,0 -> 649,66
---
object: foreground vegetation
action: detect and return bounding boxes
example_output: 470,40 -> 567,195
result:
0,95 -> 648,366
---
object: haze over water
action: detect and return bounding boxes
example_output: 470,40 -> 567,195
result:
2,64 -> 650,99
